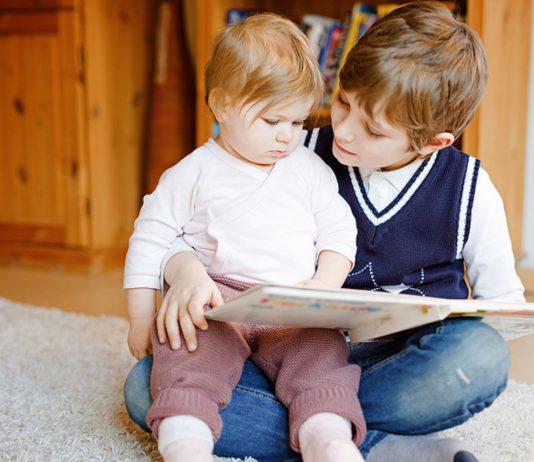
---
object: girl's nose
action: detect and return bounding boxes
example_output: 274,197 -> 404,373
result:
276,124 -> 292,143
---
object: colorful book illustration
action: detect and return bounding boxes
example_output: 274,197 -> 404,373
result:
204,284 -> 534,342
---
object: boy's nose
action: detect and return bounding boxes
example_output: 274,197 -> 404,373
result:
333,116 -> 356,143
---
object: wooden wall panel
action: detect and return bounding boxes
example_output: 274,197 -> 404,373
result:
144,0 -> 195,194
0,0 -> 77,9
83,0 -> 156,249
467,0 -> 531,255
0,35 -> 63,226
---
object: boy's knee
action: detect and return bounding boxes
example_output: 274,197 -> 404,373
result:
456,319 -> 510,381
431,319 -> 509,406
124,355 -> 153,432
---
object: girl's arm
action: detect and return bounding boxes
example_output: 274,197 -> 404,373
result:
157,249 -> 223,352
124,159 -> 200,358
305,250 -> 352,288
127,288 -> 157,359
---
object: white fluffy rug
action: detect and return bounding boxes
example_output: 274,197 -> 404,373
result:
1,296 -> 533,461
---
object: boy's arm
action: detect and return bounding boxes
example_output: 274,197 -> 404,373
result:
126,288 -> 156,359
464,169 -> 525,302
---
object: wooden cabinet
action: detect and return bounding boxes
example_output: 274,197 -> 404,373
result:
184,0 -> 532,255
0,0 -> 155,270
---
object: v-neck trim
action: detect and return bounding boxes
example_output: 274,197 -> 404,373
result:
348,151 -> 438,226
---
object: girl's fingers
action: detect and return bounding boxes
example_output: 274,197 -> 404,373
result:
211,287 -> 224,307
188,293 -> 208,330
179,308 -> 198,352
165,303 -> 181,349
156,298 -> 168,343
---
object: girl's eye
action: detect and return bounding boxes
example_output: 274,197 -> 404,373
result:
263,119 -> 279,126
292,120 -> 304,127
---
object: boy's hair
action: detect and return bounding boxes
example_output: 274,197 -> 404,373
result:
205,13 -> 324,117
340,1 -> 488,150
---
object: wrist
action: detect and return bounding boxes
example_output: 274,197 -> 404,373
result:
164,251 -> 205,284
129,314 -> 154,322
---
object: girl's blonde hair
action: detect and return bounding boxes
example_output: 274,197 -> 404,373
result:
340,1 -> 488,150
205,13 -> 324,117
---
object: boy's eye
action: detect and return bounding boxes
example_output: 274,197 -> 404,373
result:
336,93 -> 350,106
292,120 -> 304,127
263,119 -> 279,126
365,125 -> 383,138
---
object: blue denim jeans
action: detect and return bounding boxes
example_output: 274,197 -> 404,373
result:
123,318 -> 510,461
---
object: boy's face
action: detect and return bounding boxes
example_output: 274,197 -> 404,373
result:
216,97 -> 314,169
330,91 -> 420,171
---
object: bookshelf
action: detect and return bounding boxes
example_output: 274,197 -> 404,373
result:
183,0 -> 531,256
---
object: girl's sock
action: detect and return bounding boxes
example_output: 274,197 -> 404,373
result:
298,412 -> 364,462
158,415 -> 214,462
367,434 -> 478,462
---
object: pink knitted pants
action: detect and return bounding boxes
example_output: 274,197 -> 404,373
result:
146,275 -> 366,452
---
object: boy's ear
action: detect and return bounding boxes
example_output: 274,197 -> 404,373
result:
208,88 -> 230,123
419,132 -> 455,156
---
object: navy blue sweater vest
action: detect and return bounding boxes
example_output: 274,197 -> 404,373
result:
304,126 -> 480,299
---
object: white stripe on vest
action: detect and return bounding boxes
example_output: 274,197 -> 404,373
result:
348,152 -> 438,226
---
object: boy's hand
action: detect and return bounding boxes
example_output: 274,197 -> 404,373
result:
127,315 -> 153,359
157,252 -> 224,352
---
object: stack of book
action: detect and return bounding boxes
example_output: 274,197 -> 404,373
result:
300,3 -> 400,106
225,3 -> 401,108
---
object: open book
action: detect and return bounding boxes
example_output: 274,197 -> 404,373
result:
204,284 -> 534,342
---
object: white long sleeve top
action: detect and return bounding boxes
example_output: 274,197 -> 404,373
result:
124,139 -> 357,289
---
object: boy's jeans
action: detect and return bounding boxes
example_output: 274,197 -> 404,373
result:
124,318 -> 509,461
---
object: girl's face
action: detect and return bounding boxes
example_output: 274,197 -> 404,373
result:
330,90 -> 421,171
216,97 -> 314,170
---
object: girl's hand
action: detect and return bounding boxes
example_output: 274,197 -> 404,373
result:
126,288 -> 156,359
127,316 -> 153,359
156,252 -> 223,351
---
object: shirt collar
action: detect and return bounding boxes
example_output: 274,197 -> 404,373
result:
358,157 -> 426,191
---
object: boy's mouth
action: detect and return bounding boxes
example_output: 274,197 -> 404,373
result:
334,139 -> 357,156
